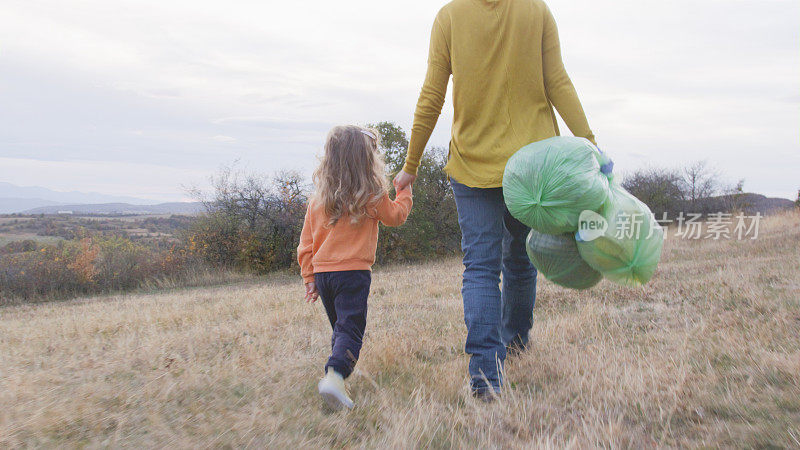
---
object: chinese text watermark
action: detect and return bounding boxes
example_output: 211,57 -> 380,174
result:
578,211 -> 762,241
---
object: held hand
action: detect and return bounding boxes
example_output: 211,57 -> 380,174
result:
304,282 -> 319,303
393,170 -> 416,192
392,178 -> 412,196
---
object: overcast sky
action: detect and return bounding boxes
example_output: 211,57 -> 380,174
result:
0,0 -> 798,201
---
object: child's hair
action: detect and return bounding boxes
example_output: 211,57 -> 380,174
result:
313,125 -> 388,226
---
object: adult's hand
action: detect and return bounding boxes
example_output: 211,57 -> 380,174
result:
393,170 -> 417,191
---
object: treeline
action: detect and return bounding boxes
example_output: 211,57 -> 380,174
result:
184,133 -> 770,274
4,123 -> 772,303
0,214 -> 195,242
621,161 -> 749,218
0,122 -> 460,302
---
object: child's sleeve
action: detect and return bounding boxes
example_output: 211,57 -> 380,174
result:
297,204 -> 315,283
376,188 -> 413,227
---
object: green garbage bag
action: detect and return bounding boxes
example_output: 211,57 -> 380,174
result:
576,182 -> 664,286
526,230 -> 602,290
503,136 -> 613,234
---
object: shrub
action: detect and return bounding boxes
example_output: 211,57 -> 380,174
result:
0,235 -> 203,302
185,169 -> 307,274
621,167 -> 685,219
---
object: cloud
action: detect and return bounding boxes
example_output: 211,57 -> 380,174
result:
0,157 -> 208,202
0,0 -> 797,200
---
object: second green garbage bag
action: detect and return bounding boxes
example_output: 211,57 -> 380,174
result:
576,182 -> 665,287
503,136 -> 613,235
525,230 -> 602,290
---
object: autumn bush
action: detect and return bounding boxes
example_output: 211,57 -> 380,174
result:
0,235 -> 203,302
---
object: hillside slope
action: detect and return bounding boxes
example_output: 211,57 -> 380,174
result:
696,192 -> 795,215
1,213 -> 799,447
22,201 -> 205,215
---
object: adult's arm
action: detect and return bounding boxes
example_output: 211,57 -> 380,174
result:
403,16 -> 451,176
542,5 -> 597,145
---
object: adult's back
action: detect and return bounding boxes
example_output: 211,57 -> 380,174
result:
402,0 -> 596,188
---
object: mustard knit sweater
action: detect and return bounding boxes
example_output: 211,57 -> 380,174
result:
404,0 -> 597,188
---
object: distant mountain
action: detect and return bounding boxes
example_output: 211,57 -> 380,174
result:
740,193 -> 795,215
22,202 -> 205,215
0,197 -> 64,214
699,193 -> 795,216
0,182 -> 154,208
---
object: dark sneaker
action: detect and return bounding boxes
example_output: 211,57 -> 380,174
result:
506,342 -> 528,358
472,388 -> 501,403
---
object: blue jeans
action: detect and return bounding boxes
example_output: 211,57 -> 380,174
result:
451,179 -> 538,393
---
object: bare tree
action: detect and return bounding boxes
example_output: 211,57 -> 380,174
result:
682,161 -> 719,210
273,170 -> 307,210
187,165 -> 309,273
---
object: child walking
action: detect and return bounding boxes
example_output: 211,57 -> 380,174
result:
297,125 -> 412,410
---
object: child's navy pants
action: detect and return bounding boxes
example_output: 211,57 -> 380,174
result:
315,270 -> 371,379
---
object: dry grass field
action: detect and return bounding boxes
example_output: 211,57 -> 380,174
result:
0,233 -> 64,247
1,212 -> 799,448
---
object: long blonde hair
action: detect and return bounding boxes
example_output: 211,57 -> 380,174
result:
313,125 -> 388,226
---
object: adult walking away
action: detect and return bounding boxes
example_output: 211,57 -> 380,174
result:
394,0 -> 597,399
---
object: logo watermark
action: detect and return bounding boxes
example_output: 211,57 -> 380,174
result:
577,210 -> 607,242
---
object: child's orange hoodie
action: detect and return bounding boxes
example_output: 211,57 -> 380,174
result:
297,189 -> 412,283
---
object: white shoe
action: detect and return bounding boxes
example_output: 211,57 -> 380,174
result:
318,369 -> 354,410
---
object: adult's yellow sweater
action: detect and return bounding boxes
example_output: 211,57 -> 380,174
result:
404,0 -> 597,188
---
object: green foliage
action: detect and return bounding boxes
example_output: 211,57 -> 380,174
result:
369,123 -> 460,262
366,121 -> 410,173
0,121 -> 462,302
377,146 -> 460,262
795,189 -> 800,208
